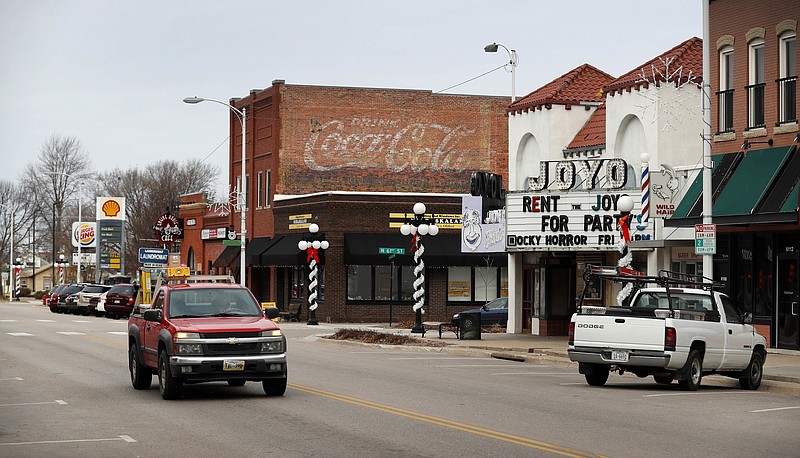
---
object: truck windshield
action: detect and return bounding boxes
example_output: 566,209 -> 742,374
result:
168,289 -> 263,318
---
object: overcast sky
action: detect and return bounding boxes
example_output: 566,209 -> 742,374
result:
1,1 -> 702,197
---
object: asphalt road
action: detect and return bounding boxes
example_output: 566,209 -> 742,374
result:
1,302 -> 799,457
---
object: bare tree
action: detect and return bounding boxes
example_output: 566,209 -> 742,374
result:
0,180 -> 36,296
99,159 -> 218,275
21,135 -> 93,281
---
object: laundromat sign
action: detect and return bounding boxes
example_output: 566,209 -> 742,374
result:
505,191 -> 653,251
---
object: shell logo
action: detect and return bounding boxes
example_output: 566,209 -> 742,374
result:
102,199 -> 121,217
76,223 -> 95,246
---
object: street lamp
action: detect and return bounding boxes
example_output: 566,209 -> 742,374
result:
13,257 -> 23,301
55,254 -> 68,284
46,172 -> 85,283
399,202 -> 439,333
184,96 -> 247,287
0,203 -> 14,301
298,223 -> 329,326
616,195 -> 635,305
484,42 -> 518,102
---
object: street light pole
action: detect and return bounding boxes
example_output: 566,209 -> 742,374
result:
298,223 -> 329,325
184,96 -> 247,287
484,42 -> 518,102
400,202 -> 439,333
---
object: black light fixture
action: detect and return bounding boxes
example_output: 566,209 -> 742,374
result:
741,138 -> 773,150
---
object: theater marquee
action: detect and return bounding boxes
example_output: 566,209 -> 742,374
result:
505,191 -> 653,251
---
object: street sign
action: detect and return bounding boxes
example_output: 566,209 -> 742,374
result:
694,224 -> 716,255
223,239 -> 241,247
138,247 -> 169,264
379,247 -> 405,255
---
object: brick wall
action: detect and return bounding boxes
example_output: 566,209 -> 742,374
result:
710,0 -> 799,154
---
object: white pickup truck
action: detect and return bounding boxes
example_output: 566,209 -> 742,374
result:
568,266 -> 767,391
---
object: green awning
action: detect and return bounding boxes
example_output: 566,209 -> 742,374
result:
666,145 -> 798,226
713,146 -> 793,216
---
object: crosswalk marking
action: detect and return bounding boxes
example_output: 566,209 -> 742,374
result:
6,332 -> 33,337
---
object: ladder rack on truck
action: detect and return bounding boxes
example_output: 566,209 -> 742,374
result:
578,264 -> 726,313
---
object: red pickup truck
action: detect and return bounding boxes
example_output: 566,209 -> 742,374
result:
127,276 -> 286,400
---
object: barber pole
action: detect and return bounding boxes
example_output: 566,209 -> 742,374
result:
640,153 -> 650,228
14,265 -> 21,300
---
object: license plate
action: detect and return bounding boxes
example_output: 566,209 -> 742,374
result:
610,350 -> 629,363
223,360 -> 245,371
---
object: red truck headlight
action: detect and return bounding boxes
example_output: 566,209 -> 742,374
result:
175,332 -> 202,355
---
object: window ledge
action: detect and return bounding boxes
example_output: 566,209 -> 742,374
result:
774,123 -> 799,135
743,128 -> 768,138
713,132 -> 737,142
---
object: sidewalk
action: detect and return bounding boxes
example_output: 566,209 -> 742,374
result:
328,323 -> 800,394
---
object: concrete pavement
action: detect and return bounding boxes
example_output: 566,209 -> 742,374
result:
317,322 -> 800,395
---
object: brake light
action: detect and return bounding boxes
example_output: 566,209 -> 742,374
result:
127,296 -> 135,305
665,327 -> 676,351
568,322 -> 575,345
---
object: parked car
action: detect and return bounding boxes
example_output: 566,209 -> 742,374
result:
451,297 -> 508,327
59,284 -> 87,313
47,284 -> 68,312
104,283 -> 138,318
88,291 -> 108,317
77,284 -> 111,315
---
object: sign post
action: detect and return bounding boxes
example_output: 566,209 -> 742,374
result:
694,223 -> 716,255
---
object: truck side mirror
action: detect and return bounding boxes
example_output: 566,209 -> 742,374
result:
742,312 -> 753,324
264,307 -> 280,320
143,309 -> 162,322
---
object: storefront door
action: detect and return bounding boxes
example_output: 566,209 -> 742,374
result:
776,253 -> 799,350
522,267 -> 533,333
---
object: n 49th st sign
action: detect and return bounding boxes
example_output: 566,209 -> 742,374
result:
506,191 -> 653,251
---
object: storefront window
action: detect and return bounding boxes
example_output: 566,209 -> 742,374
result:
347,265 -> 415,302
447,266 -> 508,303
754,234 -> 774,318
448,266 -> 471,301
347,265 -> 373,300
736,234 -> 754,313
291,266 -> 306,300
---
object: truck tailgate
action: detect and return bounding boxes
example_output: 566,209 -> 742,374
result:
573,315 -> 665,352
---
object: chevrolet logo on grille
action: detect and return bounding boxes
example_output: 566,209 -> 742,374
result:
226,337 -> 239,345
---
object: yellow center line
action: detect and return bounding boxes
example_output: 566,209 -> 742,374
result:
289,383 -> 604,457
80,334 -> 128,348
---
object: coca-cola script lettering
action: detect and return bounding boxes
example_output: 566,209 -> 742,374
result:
303,117 -> 479,173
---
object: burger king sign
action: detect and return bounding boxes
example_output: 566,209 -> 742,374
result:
72,222 -> 97,248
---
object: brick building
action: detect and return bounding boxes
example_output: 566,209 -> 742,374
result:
667,0 -> 799,349
180,81 -> 510,323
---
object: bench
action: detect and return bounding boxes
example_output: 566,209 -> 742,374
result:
279,302 -> 302,322
422,321 -> 459,339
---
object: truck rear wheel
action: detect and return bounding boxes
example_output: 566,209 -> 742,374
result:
584,366 -> 609,386
739,352 -> 763,390
158,350 -> 183,400
129,344 -> 151,390
678,349 -> 703,391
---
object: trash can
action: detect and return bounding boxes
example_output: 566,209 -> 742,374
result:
459,312 -> 481,340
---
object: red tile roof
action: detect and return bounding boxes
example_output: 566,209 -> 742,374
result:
509,64 -> 614,114
604,37 -> 703,96
565,103 -> 606,151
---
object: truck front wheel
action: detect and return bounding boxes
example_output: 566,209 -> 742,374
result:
263,368 -> 287,396
584,366 -> 609,386
158,350 -> 183,400
739,352 -> 763,390
129,344 -> 151,390
679,349 -> 703,391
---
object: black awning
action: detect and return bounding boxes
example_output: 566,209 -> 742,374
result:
259,235 -> 326,266
247,237 -> 275,267
212,246 -> 240,268
344,233 -> 507,267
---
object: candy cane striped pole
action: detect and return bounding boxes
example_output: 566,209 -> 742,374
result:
640,153 -> 651,228
14,265 -> 21,300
